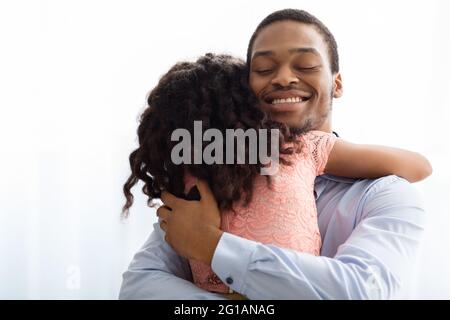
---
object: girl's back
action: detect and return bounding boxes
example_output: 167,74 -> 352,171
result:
187,130 -> 336,293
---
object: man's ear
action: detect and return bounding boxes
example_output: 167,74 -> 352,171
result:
333,73 -> 343,98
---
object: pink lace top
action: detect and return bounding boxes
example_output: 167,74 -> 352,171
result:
186,130 -> 336,293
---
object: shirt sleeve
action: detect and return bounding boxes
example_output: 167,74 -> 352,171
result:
211,178 -> 426,299
119,219 -> 227,300
301,130 -> 337,176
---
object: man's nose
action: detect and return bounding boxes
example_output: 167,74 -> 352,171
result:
270,66 -> 299,87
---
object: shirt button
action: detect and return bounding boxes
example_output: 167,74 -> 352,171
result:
226,277 -> 233,285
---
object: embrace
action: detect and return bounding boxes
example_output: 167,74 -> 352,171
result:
119,9 -> 431,300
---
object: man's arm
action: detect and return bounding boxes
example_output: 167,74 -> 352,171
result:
211,177 -> 426,299
119,219 -> 227,300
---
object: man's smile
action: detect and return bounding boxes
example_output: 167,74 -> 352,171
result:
262,89 -> 312,112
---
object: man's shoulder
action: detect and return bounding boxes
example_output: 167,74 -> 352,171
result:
319,174 -> 415,195
317,174 -> 426,257
317,174 -> 424,213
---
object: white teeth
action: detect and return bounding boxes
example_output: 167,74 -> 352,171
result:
272,97 -> 303,104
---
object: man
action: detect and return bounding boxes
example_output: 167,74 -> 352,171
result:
119,9 -> 426,299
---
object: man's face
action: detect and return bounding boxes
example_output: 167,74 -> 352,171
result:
249,21 -> 342,131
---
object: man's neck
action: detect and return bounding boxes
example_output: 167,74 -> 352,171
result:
316,117 -> 332,133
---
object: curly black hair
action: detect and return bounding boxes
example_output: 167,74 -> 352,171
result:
121,53 -> 306,218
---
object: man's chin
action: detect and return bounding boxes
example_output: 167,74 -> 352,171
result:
269,114 -> 313,134
288,120 -> 313,135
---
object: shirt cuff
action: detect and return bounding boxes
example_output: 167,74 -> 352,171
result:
211,232 -> 259,294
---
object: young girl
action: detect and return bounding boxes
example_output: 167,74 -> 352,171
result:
122,53 -> 432,298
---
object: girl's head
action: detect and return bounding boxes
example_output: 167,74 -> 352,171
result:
122,53 -> 299,217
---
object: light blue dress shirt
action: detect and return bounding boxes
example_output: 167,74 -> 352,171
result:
119,174 -> 426,299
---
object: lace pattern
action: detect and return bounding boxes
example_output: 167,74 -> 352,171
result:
188,130 -> 337,293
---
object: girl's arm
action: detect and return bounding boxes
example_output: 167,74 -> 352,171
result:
325,139 -> 433,182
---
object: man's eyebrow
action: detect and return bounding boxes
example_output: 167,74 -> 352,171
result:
252,50 -> 274,59
288,47 -> 320,55
252,47 -> 320,60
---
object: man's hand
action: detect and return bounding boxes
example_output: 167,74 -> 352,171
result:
157,179 -> 223,265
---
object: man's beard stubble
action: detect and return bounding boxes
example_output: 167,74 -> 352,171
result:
290,95 -> 333,136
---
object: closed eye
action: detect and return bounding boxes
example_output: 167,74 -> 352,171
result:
254,69 -> 273,75
294,66 -> 320,72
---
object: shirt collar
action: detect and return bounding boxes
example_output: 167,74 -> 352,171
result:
314,176 -> 327,200
314,174 -> 361,200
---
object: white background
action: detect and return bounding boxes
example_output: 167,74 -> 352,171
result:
0,0 -> 449,299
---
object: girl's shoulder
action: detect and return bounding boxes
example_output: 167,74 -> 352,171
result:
295,130 -> 337,175
298,130 -> 337,152
299,130 -> 336,143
